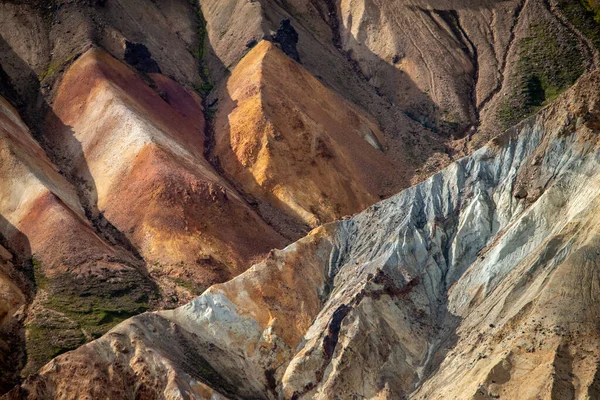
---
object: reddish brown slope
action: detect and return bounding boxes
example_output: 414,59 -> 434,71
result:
0,95 -> 156,375
45,48 -> 286,294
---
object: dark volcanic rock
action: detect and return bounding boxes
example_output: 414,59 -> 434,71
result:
0,65 -> 23,111
123,41 -> 161,74
273,19 -> 300,63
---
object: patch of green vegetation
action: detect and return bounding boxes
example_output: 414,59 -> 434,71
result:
557,0 -> 600,49
581,0 -> 600,22
26,324 -> 84,366
23,308 -> 85,376
498,23 -> 585,129
439,109 -> 462,133
24,269 -> 156,370
39,52 -> 79,82
32,256 -> 47,290
174,277 -> 204,296
204,104 -> 218,121
188,0 -> 213,96
44,292 -> 149,338
193,81 -> 214,96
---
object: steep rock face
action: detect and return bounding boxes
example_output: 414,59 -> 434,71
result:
200,0 -> 265,75
46,48 -> 286,295
413,70 -> 600,399
0,0 -> 205,105
19,64 -> 600,400
212,41 -> 397,228
2,0 -> 600,395
336,0 -> 519,133
0,42 -> 288,387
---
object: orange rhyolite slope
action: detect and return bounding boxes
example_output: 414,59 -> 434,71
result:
45,49 -> 286,291
213,41 -> 398,228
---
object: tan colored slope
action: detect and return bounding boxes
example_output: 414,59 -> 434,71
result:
411,72 -> 600,399
338,0 -> 514,129
200,0 -> 597,177
213,41 -> 399,228
201,0 -> 452,188
0,95 -> 156,376
45,48 -> 286,294
415,227 -> 600,399
17,226 -> 336,399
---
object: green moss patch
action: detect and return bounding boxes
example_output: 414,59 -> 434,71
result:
188,0 -> 213,95
557,0 -> 600,49
25,264 -> 156,371
173,277 -> 204,296
32,256 -> 47,289
24,308 -> 84,376
582,0 -> 600,20
44,292 -> 148,339
498,22 -> 585,128
44,271 -> 152,337
39,52 -> 79,82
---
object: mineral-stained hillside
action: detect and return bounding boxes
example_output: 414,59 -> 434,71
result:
1,0 -> 600,396
200,0 -> 600,155
45,47 -> 286,295
16,60 -> 600,400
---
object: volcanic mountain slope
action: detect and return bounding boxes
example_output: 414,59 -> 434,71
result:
205,0 -> 600,223
16,61 -> 600,400
0,42 -> 293,383
0,94 -> 158,376
44,46 -> 286,294
0,0 -> 419,386
0,0 -> 419,384
332,0 -> 600,141
0,0 -> 206,107
1,0 -> 600,395
1,0 -> 597,193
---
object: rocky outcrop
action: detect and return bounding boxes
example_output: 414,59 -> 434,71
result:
19,61 -> 600,400
334,0 -> 598,145
0,243 -> 26,394
200,0 -> 454,185
200,0 -> 598,158
123,41 -> 161,74
272,19 -> 300,62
